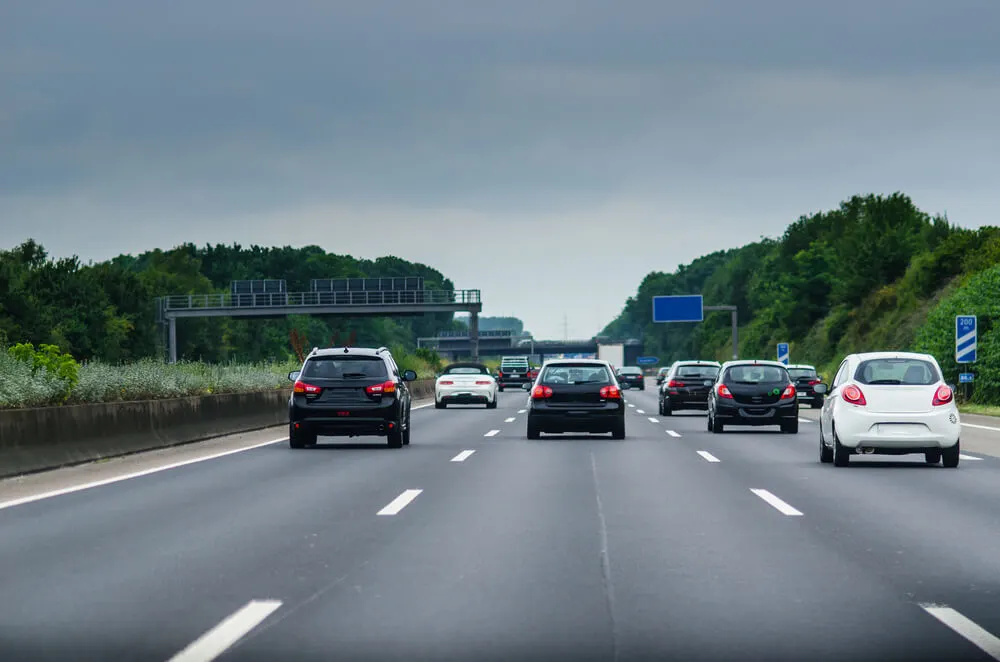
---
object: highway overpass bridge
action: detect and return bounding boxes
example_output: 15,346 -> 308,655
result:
419,331 -> 645,364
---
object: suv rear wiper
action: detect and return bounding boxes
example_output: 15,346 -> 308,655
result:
341,372 -> 369,378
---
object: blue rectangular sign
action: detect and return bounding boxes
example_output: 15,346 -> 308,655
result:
776,343 -> 789,365
956,315 -> 977,363
959,373 -> 975,383
636,356 -> 659,365
652,295 -> 703,323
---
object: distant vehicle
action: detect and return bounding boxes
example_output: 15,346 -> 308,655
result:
597,343 -> 625,371
616,366 -> 645,390
287,346 -> 416,449
819,352 -> 960,467
787,364 -> 825,409
658,360 -> 722,415
655,366 -> 671,385
707,360 -> 799,434
435,362 -> 498,409
525,359 -> 625,439
497,356 -> 532,391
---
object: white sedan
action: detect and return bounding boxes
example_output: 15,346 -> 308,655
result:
819,351 -> 961,467
434,363 -> 498,409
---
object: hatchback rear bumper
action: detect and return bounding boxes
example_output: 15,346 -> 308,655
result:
834,408 -> 960,449
714,399 -> 797,425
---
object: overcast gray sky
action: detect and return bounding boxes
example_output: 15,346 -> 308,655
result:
3,1 -> 999,339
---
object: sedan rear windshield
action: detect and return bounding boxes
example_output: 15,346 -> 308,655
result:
854,358 -> 939,385
676,365 -> 720,379
788,368 -> 818,379
443,366 -> 489,375
618,367 -> 643,375
541,364 -> 613,385
725,365 -> 787,384
302,356 -> 388,379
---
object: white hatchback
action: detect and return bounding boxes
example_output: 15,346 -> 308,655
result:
818,352 -> 961,467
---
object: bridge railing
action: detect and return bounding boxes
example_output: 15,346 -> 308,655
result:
161,289 -> 481,311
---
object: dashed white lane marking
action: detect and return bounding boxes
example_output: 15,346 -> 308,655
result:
920,604 -> 1000,660
0,437 -> 287,512
750,489 -> 803,516
518,409 -> 527,414
451,450 -> 476,462
505,417 -> 516,423
377,489 -> 423,516
963,422 -> 1000,432
960,454 -> 983,461
412,403 -> 434,410
648,417 -> 660,424
484,429 -> 500,437
798,417 -> 813,424
628,404 -> 635,408
697,451 -> 721,463
168,599 -> 283,662
636,409 -> 645,415
666,430 -> 681,438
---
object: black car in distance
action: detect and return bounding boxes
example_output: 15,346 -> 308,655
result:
787,363 -> 825,409
707,360 -> 799,434
616,366 -> 645,390
525,359 -> 626,439
287,346 -> 417,449
658,361 -> 721,415
655,366 -> 670,385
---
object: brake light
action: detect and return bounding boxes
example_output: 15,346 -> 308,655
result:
532,385 -> 553,399
780,384 -> 796,400
293,380 -> 321,395
475,380 -> 492,385
932,385 -> 953,406
366,380 -> 396,395
717,384 -> 734,399
808,380 -> 821,386
600,385 -> 621,399
842,385 -> 866,405
439,380 -> 454,385
667,379 -> 685,388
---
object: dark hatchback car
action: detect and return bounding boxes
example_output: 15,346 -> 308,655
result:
616,366 -> 646,390
707,360 -> 799,434
658,361 -> 722,415
787,364 -> 825,409
287,347 -> 417,449
525,360 -> 626,439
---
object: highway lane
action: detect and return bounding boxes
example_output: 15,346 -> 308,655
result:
2,389 -> 1000,660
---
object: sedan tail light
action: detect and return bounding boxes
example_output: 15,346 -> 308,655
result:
532,385 -> 553,399
600,385 -> 621,399
717,384 -> 734,399
293,380 -> 321,395
842,385 -> 866,406
366,380 -> 396,395
439,380 -> 454,385
932,385 -> 954,406
780,384 -> 796,400
667,379 -> 685,388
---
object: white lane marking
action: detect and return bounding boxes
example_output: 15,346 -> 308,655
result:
0,437 -> 287,512
963,422 -> 1000,432
505,417 -> 516,423
377,489 -> 423,516
666,430 -> 681,438
484,429 -> 500,437
921,604 -> 1000,660
647,417 -> 660,423
518,409 -> 527,414
636,409 -> 645,414
168,599 -> 282,662
750,489 -> 803,516
960,454 -> 983,461
798,417 -> 813,424
697,451 -> 721,463
627,404 -> 635,408
412,402 -> 434,410
451,450 -> 476,462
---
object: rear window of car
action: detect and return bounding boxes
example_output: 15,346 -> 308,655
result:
301,356 -> 388,379
541,364 -> 613,385
788,368 -> 818,379
501,359 -> 529,365
619,367 -> 642,375
443,366 -> 489,375
725,365 -> 788,384
854,358 -> 939,385
675,365 -> 720,379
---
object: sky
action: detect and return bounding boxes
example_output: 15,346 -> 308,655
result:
3,1 -> 1000,340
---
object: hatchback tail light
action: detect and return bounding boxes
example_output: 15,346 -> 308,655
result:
780,385 -> 796,400
532,385 -> 553,399
293,380 -> 322,395
932,385 -> 954,406
667,379 -> 685,388
600,385 -> 621,399
717,384 -> 734,399
808,380 -> 821,386
842,385 -> 866,406
366,380 -> 396,395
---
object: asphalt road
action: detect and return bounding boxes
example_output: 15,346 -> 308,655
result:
4,389 -> 1000,661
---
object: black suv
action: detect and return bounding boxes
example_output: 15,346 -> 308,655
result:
287,346 -> 417,449
707,360 -> 799,434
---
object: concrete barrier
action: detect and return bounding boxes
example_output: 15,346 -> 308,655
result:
0,379 -> 436,479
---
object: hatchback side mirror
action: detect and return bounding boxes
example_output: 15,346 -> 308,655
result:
522,382 -> 533,391
403,370 -> 417,382
703,380 -> 713,387
813,383 -> 828,395
288,370 -> 301,381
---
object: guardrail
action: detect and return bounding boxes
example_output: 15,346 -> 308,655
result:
161,289 -> 481,311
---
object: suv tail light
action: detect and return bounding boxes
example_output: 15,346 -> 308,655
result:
717,384 -> 734,399
497,370 -> 504,377
293,380 -> 322,395
780,385 -> 796,400
842,385 -> 866,406
667,379 -> 685,388
532,385 -> 553,399
366,380 -> 396,395
932,385 -> 953,406
600,385 -> 621,399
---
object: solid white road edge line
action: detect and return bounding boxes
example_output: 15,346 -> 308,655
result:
697,451 -> 721,463
750,489 -> 803,516
484,429 -> 500,437
798,417 -> 813,423
647,417 -> 660,423
168,599 -> 283,662
960,454 -> 983,461
451,450 -> 476,462
920,604 -> 1000,660
377,489 -> 423,516
0,437 -> 287,512
411,402 -> 434,410
505,417 -> 516,423
666,430 -> 681,438
963,422 -> 1000,432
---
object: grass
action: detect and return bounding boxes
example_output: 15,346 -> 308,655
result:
958,403 -> 1000,418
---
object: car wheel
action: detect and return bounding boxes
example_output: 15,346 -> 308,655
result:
712,413 -> 724,434
942,441 -> 960,468
707,411 -> 714,432
782,418 -> 799,434
498,385 -> 505,392
811,399 -> 823,409
387,420 -> 404,448
486,398 -> 498,409
925,451 -> 941,465
435,399 -> 446,409
289,424 -> 306,449
527,417 -> 541,440
819,422 -> 833,463
612,419 -> 626,439
833,426 -> 850,467
402,409 -> 411,446
662,402 -> 672,416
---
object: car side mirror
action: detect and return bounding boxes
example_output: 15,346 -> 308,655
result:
813,383 -> 828,395
403,370 -> 417,382
621,382 -> 631,390
703,380 -> 713,387
522,382 -> 533,391
288,370 -> 301,381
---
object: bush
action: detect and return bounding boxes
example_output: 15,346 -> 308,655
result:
5,343 -> 79,403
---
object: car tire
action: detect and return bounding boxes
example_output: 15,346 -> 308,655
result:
707,411 -> 714,432
612,419 -> 626,440
833,426 -> 850,467
711,413 -> 724,434
435,399 -> 445,409
527,417 -> 541,440
387,420 -> 404,448
782,418 -> 799,434
499,385 -> 505,392
486,398 -> 498,409
925,451 -> 941,465
289,424 -> 306,449
662,402 -> 672,416
942,441 -> 960,468
811,399 -> 823,409
819,423 -> 833,463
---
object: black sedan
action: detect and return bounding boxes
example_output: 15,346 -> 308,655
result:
787,364 -> 825,409
658,361 -> 721,415
616,366 -> 646,390
707,360 -> 799,434
525,360 -> 626,439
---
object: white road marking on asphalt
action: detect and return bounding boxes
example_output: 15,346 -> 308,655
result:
750,489 -> 803,516
484,429 -> 500,437
627,404 -> 635,408
697,451 -> 721,463
0,437 -> 287,512
636,409 -> 645,414
963,422 -> 1000,432
377,489 -> 423,516
411,402 -> 434,410
666,430 -> 681,438
168,599 -> 283,662
921,604 -> 1000,660
960,454 -> 984,461
798,417 -> 813,424
451,450 -> 476,462
648,417 -> 660,423
518,409 -> 527,414
505,417 -> 516,423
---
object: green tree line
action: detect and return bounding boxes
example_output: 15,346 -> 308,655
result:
602,193 -> 1000,404
0,240 -> 466,363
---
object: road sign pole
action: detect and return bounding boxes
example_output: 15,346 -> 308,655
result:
731,309 -> 738,360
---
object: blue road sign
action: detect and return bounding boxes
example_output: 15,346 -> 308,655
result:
652,295 -> 703,323
959,373 -> 975,383
636,356 -> 659,365
956,315 -> 977,363
776,343 -> 789,365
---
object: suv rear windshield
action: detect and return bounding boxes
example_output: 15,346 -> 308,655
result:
676,365 -> 720,379
541,364 -> 613,385
443,365 -> 489,375
788,368 -> 818,379
725,365 -> 787,384
854,358 -> 939,385
501,358 -> 529,365
618,367 -> 642,375
302,356 -> 388,380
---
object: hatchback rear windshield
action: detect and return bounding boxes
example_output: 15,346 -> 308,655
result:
541,364 -> 613,385
302,356 -> 388,379
854,358 -> 939,386
676,365 -> 720,379
442,365 -> 489,375
788,368 -> 818,379
725,365 -> 787,384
